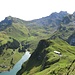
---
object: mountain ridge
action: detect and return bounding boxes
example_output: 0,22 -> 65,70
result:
0,11 -> 75,72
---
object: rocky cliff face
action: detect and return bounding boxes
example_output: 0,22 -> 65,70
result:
67,32 -> 75,46
31,11 -> 68,26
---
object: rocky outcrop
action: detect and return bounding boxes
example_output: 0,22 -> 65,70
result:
67,32 -> 75,46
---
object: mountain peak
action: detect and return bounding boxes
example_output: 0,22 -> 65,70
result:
0,16 -> 12,26
5,16 -> 13,21
50,11 -> 68,19
73,12 -> 75,17
59,11 -> 68,14
0,16 -> 25,25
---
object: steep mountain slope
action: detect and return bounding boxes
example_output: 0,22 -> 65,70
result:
67,32 -> 75,46
17,37 -> 75,75
0,11 -> 72,72
16,11 -> 75,75
50,12 -> 75,41
0,16 -> 29,41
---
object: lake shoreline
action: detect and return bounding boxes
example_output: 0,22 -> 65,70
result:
0,51 -> 31,75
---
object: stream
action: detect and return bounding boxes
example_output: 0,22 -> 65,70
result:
0,51 -> 31,75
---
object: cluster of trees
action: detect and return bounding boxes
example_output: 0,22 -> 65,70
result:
0,38 -> 20,54
6,39 -> 20,49
0,38 -> 30,55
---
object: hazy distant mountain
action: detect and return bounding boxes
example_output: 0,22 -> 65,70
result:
30,11 -> 68,25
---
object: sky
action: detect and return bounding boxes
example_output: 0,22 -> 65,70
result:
0,0 -> 75,21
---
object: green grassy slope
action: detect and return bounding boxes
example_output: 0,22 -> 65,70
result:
0,12 -> 75,72
0,34 -> 24,72
17,38 -> 75,75
0,16 -> 56,52
0,16 -> 56,72
0,19 -> 30,72
50,23 -> 75,41
0,22 -> 29,42
0,49 -> 24,72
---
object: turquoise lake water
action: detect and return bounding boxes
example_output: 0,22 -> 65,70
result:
0,51 -> 31,75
